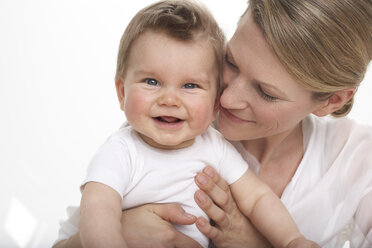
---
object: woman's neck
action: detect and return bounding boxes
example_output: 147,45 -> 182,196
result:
242,122 -> 304,196
242,122 -> 304,169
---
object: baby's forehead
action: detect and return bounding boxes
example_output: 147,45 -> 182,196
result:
126,30 -> 219,86
134,29 -> 214,47
132,30 -> 217,62
129,30 -> 218,59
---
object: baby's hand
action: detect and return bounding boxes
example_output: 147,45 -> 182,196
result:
287,237 -> 320,248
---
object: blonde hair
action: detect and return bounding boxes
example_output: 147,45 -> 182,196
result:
249,0 -> 372,117
115,0 -> 225,87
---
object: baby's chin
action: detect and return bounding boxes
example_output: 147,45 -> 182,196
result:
140,133 -> 195,150
153,138 -> 196,150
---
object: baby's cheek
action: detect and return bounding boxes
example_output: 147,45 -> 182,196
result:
124,93 -> 147,123
192,102 -> 215,126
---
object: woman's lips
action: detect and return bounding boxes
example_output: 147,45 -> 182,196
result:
221,108 -> 254,123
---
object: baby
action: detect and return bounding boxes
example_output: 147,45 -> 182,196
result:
79,1 -> 319,248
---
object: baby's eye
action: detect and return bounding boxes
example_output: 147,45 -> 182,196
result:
145,78 -> 159,86
183,83 -> 198,89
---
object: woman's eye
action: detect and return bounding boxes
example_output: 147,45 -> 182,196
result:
224,54 -> 238,69
257,85 -> 278,102
183,83 -> 198,89
145,78 -> 159,86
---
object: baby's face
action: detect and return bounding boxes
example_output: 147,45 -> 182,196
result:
119,31 -> 219,149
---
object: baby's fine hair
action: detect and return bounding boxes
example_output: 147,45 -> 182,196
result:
115,0 -> 225,84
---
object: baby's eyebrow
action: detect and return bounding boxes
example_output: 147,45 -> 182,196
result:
132,69 -> 153,76
188,72 -> 215,86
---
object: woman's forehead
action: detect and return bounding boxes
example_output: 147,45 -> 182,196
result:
227,12 -> 313,99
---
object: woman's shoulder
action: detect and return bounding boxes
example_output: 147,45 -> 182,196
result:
304,114 -> 372,163
305,114 -> 372,142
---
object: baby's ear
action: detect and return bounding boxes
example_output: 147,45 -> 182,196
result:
115,79 -> 125,111
312,88 -> 355,117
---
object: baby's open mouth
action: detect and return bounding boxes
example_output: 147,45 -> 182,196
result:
155,116 -> 182,123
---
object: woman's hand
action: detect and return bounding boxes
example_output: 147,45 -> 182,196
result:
121,203 -> 203,248
53,204 -> 201,248
194,166 -> 271,248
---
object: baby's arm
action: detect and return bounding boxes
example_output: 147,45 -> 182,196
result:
80,182 -> 127,248
230,170 -> 319,248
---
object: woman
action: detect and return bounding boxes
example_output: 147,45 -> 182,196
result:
54,0 -> 372,247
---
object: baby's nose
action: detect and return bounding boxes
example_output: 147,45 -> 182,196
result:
157,89 -> 181,107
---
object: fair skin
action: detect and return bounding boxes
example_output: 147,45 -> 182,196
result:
193,11 -> 355,248
117,31 -> 219,150
79,30 -> 320,248
54,10 -> 354,248
110,10 -> 353,248
54,204 -> 202,248
79,30 -> 218,248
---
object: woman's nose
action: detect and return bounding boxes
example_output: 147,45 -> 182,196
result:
220,77 -> 250,110
157,89 -> 181,107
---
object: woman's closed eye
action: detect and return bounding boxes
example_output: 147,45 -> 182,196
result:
224,54 -> 239,70
145,78 -> 159,86
256,84 -> 279,102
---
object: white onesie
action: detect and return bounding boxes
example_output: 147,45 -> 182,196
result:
80,125 -> 248,247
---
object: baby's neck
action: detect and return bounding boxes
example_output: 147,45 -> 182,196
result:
138,132 -> 195,150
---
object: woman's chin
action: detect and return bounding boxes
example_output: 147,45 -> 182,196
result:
218,125 -> 241,141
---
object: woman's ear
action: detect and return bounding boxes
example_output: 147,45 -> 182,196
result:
313,88 -> 355,117
115,79 -> 125,111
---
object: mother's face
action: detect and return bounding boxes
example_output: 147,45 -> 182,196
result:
218,11 -> 324,141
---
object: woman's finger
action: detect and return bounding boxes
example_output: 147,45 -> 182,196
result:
194,169 -> 271,248
194,190 -> 231,229
195,171 -> 235,214
148,204 -> 202,248
203,166 -> 230,192
151,203 -> 197,225
195,216 -> 222,241
121,204 -> 202,248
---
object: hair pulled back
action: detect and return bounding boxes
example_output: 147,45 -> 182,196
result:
249,0 -> 372,116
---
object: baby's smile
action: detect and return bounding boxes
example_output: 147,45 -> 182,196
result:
153,116 -> 185,130
155,116 -> 182,123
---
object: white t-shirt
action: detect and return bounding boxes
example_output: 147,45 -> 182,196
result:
63,125 -> 248,247
232,114 -> 372,248
55,115 -> 372,247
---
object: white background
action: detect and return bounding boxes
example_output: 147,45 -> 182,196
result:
0,0 -> 371,247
